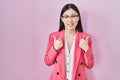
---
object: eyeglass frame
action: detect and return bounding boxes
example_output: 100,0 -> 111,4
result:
61,14 -> 79,20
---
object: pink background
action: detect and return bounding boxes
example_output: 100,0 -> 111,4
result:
0,0 -> 120,80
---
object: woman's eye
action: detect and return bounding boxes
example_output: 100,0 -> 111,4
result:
71,15 -> 78,18
71,15 -> 76,18
64,16 -> 69,18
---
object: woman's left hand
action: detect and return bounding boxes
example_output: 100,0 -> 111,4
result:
79,36 -> 89,52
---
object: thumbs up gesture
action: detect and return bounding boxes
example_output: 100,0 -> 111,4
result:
53,35 -> 63,51
79,36 -> 89,52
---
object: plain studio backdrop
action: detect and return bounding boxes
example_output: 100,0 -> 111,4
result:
0,0 -> 120,80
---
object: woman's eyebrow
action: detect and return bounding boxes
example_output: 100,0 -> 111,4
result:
63,13 -> 78,15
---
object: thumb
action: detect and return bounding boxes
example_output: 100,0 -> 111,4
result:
53,35 -> 57,41
86,36 -> 90,41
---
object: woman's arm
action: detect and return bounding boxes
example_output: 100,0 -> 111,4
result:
44,34 -> 58,66
83,36 -> 94,69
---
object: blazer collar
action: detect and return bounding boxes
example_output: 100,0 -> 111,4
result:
59,30 -> 81,80
72,31 -> 81,80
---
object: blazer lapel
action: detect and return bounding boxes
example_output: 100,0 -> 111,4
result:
58,30 -> 82,80
72,31 -> 81,80
59,30 -> 66,80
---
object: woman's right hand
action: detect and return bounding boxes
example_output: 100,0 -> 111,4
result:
53,35 -> 63,51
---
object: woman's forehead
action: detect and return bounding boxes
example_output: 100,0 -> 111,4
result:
63,8 -> 78,15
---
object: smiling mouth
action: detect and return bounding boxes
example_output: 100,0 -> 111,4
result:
67,23 -> 74,27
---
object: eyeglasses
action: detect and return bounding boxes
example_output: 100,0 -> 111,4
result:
62,15 -> 79,20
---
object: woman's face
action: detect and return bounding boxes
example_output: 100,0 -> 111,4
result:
61,8 -> 79,31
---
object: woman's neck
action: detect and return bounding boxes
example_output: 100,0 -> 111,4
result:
65,29 -> 76,38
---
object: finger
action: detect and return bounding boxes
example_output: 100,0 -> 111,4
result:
58,38 -> 62,42
53,35 -> 56,41
86,36 -> 90,41
58,38 -> 62,41
80,39 -> 84,43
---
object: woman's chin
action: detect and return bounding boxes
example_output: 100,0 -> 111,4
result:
67,27 -> 76,30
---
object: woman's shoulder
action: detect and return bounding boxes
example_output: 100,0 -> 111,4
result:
77,31 -> 91,38
48,30 -> 63,37
49,31 -> 61,36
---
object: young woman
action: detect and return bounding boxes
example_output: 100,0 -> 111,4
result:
44,3 -> 94,80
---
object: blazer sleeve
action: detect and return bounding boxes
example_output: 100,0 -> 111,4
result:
83,36 -> 94,69
44,33 -> 58,66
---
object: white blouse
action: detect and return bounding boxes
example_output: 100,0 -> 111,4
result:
65,34 -> 76,80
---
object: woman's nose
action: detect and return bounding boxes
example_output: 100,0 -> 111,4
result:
68,17 -> 73,22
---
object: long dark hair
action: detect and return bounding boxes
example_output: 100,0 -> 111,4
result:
59,3 -> 83,32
